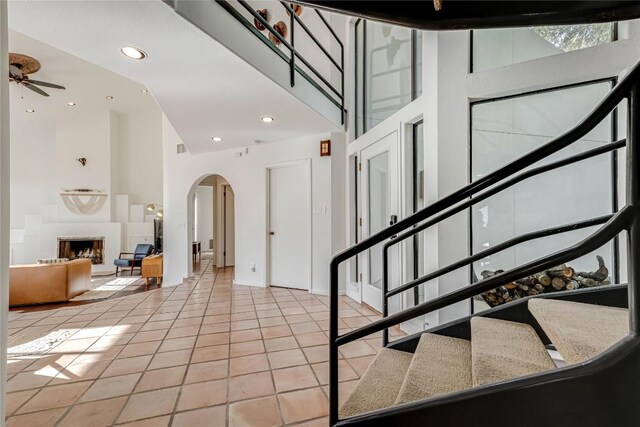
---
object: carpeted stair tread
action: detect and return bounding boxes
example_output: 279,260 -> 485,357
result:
395,333 -> 472,405
529,298 -> 628,364
339,347 -> 413,418
471,317 -> 555,387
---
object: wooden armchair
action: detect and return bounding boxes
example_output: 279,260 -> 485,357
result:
114,244 -> 154,276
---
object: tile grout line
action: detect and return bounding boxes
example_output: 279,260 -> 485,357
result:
107,266 -> 206,426
167,259 -> 219,427
9,285 -> 152,421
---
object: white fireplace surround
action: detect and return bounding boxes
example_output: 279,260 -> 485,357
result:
39,223 -> 121,273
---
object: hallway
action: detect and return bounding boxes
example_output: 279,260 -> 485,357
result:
5,260 -> 403,426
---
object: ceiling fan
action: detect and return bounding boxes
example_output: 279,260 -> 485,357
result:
9,53 -> 65,97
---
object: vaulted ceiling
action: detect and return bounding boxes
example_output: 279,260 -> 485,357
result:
8,0 -> 339,154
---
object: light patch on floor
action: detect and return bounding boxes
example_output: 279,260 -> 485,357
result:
4,260 -> 404,426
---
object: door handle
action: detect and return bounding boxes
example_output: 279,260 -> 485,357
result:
269,231 -> 275,235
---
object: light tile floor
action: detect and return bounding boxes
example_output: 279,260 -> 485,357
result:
5,260 -> 404,426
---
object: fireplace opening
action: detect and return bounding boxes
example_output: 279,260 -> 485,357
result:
58,237 -> 105,265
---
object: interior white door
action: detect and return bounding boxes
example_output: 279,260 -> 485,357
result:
223,185 -> 235,266
268,163 -> 310,290
361,132 -> 399,312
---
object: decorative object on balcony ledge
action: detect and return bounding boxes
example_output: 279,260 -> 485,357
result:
253,8 -> 271,31
60,189 -> 107,215
285,3 -> 303,16
269,21 -> 288,46
478,256 -> 610,307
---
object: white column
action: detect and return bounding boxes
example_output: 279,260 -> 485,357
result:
1,0 -> 11,423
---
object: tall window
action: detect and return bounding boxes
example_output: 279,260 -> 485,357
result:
355,20 -> 423,137
412,121 -> 425,305
470,81 -> 617,311
472,23 -> 614,72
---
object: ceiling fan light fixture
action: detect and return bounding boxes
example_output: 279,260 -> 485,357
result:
25,109 -> 35,113
261,116 -> 274,123
121,46 -> 147,60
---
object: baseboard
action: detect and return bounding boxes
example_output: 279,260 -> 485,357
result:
310,289 -> 345,296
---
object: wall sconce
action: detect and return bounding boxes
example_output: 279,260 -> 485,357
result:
146,203 -> 164,218
77,157 -> 87,166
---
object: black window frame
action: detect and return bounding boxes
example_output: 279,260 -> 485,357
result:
468,78 -> 620,313
355,20 -> 422,138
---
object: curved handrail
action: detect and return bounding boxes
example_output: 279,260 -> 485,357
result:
386,214 -> 614,299
337,206 -> 633,346
329,60 -> 639,268
382,138 -> 626,299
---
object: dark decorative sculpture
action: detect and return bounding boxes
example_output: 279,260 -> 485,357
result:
77,157 -> 87,166
285,3 -> 303,16
253,9 -> 270,31
269,21 -> 288,46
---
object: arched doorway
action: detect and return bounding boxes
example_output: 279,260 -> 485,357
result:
191,174 -> 235,268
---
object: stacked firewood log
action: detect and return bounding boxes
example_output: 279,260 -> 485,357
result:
479,255 -> 610,307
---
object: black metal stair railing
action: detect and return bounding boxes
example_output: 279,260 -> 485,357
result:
328,59 -> 640,425
216,0 -> 345,124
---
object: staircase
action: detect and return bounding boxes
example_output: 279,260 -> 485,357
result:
325,10 -> 640,423
341,299 -> 627,418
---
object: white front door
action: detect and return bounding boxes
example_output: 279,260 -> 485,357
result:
361,132 -> 399,312
268,162 -> 310,290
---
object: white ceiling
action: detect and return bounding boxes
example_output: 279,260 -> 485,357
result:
7,0 -> 339,154
9,30 -> 158,135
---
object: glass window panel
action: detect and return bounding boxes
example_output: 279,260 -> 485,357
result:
368,151 -> 389,289
471,81 -> 615,312
355,22 -> 423,137
473,23 -> 614,72
413,30 -> 423,98
365,21 -> 412,131
355,20 -> 365,137
412,122 -> 425,304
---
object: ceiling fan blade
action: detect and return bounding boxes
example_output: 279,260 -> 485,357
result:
9,64 -> 23,78
23,82 -> 49,97
27,79 -> 65,90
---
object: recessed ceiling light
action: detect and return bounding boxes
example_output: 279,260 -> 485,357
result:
121,46 -> 147,60
67,102 -> 76,106
212,137 -> 222,142
25,109 -> 35,113
141,89 -> 148,93
261,116 -> 274,123
106,96 -> 114,100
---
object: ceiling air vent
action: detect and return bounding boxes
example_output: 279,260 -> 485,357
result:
177,143 -> 187,154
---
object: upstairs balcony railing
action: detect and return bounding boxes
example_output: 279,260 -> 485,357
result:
217,0 -> 345,124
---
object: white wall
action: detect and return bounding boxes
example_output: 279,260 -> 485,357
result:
195,185 -> 214,250
55,111 -> 113,222
9,105 -> 163,267
162,115 -> 347,294
117,109 -> 163,206
10,119 -> 56,229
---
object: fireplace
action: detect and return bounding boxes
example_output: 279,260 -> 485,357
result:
58,237 -> 105,265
